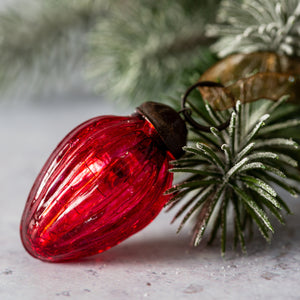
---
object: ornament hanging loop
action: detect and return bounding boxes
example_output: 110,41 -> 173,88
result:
181,81 -> 232,133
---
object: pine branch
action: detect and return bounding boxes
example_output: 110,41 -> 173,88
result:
0,0 -> 107,97
167,99 -> 300,254
87,0 -> 221,104
207,0 -> 300,57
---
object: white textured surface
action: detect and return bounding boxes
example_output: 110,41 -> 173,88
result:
1,98 -> 300,300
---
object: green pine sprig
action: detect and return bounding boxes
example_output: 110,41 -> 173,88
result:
0,0 -> 107,97
207,0 -> 300,57
0,0 -> 298,105
166,97 -> 300,255
0,0 -> 220,101
87,0 -> 220,103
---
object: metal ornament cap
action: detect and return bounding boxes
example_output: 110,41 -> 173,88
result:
137,101 -> 187,159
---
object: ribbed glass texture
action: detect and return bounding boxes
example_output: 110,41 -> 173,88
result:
20,114 -> 174,262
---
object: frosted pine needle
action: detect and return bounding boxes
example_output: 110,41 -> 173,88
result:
207,0 -> 300,57
166,98 -> 300,255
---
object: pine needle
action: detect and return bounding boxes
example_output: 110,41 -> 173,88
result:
207,0 -> 300,57
87,0 -> 220,103
0,0 -> 107,98
169,98 -> 299,254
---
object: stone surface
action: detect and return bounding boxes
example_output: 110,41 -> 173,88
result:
1,97 -> 300,300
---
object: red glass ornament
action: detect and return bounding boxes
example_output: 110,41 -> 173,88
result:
20,102 -> 186,262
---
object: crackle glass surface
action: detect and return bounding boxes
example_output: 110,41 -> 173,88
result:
20,114 -> 174,262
